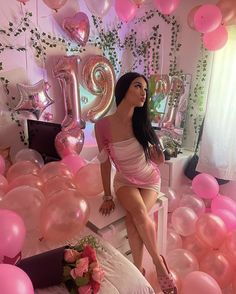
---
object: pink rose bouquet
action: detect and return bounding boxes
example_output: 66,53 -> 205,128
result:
63,236 -> 104,294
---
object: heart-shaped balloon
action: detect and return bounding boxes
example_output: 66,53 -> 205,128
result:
62,12 -> 90,46
55,127 -> 84,158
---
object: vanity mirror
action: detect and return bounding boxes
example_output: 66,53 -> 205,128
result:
149,74 -> 192,151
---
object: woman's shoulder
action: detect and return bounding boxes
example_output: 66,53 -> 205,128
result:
95,115 -> 113,128
95,116 -> 113,140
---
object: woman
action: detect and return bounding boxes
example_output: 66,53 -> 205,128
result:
95,72 -> 177,294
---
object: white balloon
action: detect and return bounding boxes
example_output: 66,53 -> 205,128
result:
85,0 -> 112,17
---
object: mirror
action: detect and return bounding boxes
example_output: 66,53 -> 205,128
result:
149,74 -> 192,154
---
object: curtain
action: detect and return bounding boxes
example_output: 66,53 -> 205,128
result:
197,27 -> 236,181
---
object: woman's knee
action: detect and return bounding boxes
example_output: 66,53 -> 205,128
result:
129,207 -> 149,226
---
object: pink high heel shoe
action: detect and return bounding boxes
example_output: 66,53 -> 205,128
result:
158,255 -> 177,294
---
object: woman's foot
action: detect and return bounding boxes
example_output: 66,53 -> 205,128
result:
156,255 -> 177,294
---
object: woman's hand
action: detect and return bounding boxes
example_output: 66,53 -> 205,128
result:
99,200 -> 115,216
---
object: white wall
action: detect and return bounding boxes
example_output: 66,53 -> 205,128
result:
0,0 -> 215,156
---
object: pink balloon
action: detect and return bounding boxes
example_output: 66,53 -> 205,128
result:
62,12 -> 90,46
162,186 -> 180,212
7,174 -> 43,192
192,173 -> 219,199
212,195 -> 236,215
14,148 -> 44,168
200,251 -> 233,289
6,161 -> 40,183
0,264 -> 34,294
132,0 -> 146,8
40,189 -> 90,242
42,0 -> 67,11
166,228 -> 183,252
42,175 -> 76,198
0,175 -> 8,197
196,213 -> 227,249
0,186 -> 45,234
194,4 -> 222,33
203,24 -> 228,51
233,274 -> 236,293
74,163 -> 103,197
166,248 -> 199,279
0,155 -> 5,175
85,0 -> 112,17
170,269 -> 182,293
179,194 -> 205,216
217,0 -> 236,26
39,161 -> 73,183
0,209 -> 26,259
213,209 -> 236,231
171,207 -> 198,237
187,5 -> 201,30
181,271 -> 222,294
61,154 -> 86,175
115,0 -> 137,22
154,0 -> 180,15
55,127 -> 85,158
221,230 -> 236,267
183,234 -> 210,262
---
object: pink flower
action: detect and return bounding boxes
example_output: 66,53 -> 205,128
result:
81,245 -> 97,263
64,249 -> 80,263
89,261 -> 98,270
92,266 -> 105,283
70,257 -> 89,279
78,284 -> 92,294
90,280 -> 100,294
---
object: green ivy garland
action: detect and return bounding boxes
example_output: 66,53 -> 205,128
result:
92,9 -> 182,77
0,8 -> 183,146
187,43 -> 209,135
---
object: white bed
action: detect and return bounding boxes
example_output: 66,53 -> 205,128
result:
21,227 -> 155,294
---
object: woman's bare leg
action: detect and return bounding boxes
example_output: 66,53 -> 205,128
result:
125,188 -> 158,272
125,213 -> 143,271
116,186 -> 168,276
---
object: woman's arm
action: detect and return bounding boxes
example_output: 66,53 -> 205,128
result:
94,122 -> 115,215
100,159 -> 112,197
150,145 -> 165,165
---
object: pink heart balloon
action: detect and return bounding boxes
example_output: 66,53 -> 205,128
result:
62,12 -> 90,46
55,127 -> 84,158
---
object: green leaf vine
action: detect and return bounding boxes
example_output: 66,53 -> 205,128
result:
187,43 -> 209,134
92,9 -> 183,78
0,8 -> 184,147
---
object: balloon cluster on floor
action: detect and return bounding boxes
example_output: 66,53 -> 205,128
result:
164,173 -> 236,293
0,148 -> 103,260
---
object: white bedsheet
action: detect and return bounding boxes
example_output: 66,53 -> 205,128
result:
23,228 -> 155,294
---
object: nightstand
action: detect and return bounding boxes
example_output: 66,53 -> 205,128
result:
159,149 -> 193,191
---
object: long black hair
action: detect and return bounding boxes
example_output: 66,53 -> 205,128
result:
115,72 -> 160,160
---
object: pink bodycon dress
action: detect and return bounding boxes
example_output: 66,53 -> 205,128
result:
96,117 -> 161,196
